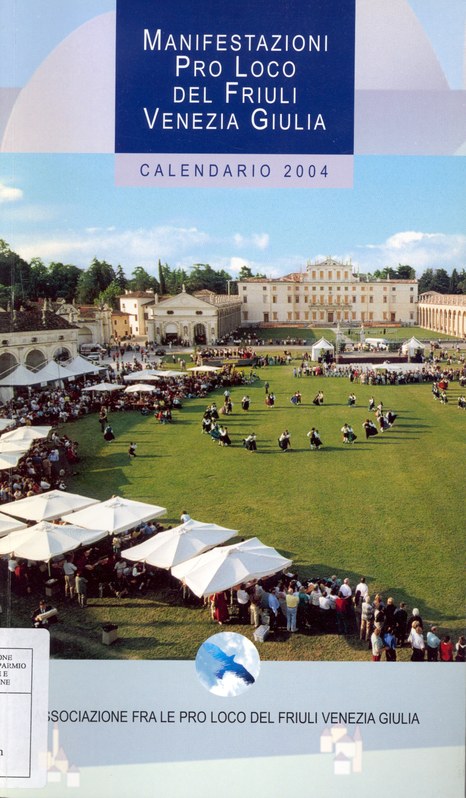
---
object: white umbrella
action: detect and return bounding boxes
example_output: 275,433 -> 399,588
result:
0,451 -> 25,470
123,371 -> 161,382
121,519 -> 237,569
0,520 -> 107,560
0,512 -> 27,538
188,365 -> 222,373
0,419 -> 14,432
0,490 -> 100,522
81,383 -> 123,392
149,370 -> 186,378
123,384 -> 156,394
1,425 -> 52,443
0,440 -> 32,455
171,537 -> 292,597
62,495 -> 167,535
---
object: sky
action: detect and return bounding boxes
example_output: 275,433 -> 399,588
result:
0,1 -> 465,280
1,154 -> 465,279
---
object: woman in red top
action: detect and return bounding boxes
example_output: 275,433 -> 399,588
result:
440,635 -> 454,661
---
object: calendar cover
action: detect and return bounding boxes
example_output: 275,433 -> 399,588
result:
0,1 -> 465,796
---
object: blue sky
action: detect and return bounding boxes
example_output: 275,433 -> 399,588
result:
1,154 -> 465,278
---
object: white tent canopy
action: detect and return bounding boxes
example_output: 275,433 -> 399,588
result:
66,356 -> 102,376
122,519 -> 238,569
401,337 -> 425,355
62,495 -> 167,535
171,537 -> 292,597
0,364 -> 44,387
0,512 -> 27,538
34,361 -> 76,382
311,338 -> 335,360
0,490 -> 100,522
0,520 -> 107,560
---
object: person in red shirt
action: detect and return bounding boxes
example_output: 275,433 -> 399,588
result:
439,635 -> 454,662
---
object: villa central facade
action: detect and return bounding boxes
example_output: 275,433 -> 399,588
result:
238,258 -> 418,326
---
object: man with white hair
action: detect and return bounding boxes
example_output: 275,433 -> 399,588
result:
339,578 -> 352,599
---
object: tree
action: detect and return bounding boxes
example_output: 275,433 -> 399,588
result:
47,262 -> 82,301
0,239 -> 32,305
95,281 -> 122,310
29,258 -> 50,298
396,264 -> 416,279
418,268 -> 434,294
75,258 -> 115,304
238,264 -> 267,281
418,267 -> 454,295
114,265 -> 128,292
158,260 -> 167,294
128,266 -> 158,292
186,263 -> 232,294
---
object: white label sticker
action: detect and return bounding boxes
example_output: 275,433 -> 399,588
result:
0,628 -> 49,788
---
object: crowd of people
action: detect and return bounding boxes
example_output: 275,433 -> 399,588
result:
1,343 -> 464,660
206,574 -> 465,663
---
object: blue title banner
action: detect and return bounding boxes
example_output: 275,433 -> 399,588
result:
115,0 -> 355,156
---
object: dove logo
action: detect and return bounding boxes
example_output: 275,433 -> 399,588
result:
196,632 -> 261,696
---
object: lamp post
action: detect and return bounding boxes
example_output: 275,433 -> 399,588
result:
335,322 -> 341,363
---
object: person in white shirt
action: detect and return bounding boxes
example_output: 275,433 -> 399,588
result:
339,578 -> 352,598
408,622 -> 425,661
63,557 -> 77,599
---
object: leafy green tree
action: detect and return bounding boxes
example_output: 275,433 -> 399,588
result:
158,260 -> 168,294
76,258 -> 115,304
238,264 -> 267,281
418,268 -> 434,294
47,262 -> 82,301
128,266 -> 158,292
0,239 -> 32,305
396,264 -> 416,279
187,263 -> 232,294
115,264 -> 128,291
95,280 -> 122,310
29,258 -> 50,298
165,266 -> 189,294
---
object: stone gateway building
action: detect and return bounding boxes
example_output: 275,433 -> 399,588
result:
146,288 -> 242,345
238,258 -> 418,327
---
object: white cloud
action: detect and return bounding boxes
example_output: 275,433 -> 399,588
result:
0,182 -> 23,203
252,233 -> 269,250
13,225 -> 211,270
229,257 -> 250,274
354,231 -> 466,275
233,232 -> 269,250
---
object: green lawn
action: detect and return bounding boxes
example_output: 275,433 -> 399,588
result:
235,326 -> 456,344
5,362 -> 466,660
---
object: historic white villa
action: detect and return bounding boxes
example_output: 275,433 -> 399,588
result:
237,258 -> 418,326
